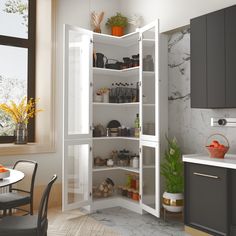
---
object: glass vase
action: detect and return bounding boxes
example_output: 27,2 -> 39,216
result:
14,123 -> 28,144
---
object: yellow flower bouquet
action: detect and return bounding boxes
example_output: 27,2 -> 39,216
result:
0,97 -> 42,144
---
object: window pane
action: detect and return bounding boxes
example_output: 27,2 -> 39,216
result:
0,45 -> 27,136
0,0 -> 28,39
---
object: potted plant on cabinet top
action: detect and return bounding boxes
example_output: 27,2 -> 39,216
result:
106,12 -> 128,37
161,137 -> 184,213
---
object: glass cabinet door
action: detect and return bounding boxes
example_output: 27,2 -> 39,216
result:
63,140 -> 92,211
140,140 -> 160,217
64,24 -> 93,139
139,21 -> 159,142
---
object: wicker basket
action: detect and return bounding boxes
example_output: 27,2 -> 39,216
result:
206,134 -> 229,159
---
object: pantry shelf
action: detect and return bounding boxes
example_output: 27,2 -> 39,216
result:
93,166 -> 139,174
92,137 -> 139,141
93,67 -> 139,77
93,102 -> 139,107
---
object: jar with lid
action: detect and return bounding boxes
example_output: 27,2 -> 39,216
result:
122,187 -> 128,197
127,188 -> 133,198
132,191 -> 139,201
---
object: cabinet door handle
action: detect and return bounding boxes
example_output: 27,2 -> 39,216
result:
193,172 -> 219,179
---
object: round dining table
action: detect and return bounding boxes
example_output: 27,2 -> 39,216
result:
0,169 -> 24,188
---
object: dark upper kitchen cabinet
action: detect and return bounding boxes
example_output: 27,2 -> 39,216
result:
190,16 -> 207,108
191,5 -> 236,108
225,6 -> 236,108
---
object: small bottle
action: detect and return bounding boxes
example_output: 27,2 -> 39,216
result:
134,113 -> 139,138
132,156 -> 139,169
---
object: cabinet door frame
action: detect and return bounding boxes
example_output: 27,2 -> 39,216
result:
140,140 -> 160,217
139,20 -> 160,142
63,24 -> 93,140
62,139 -> 92,211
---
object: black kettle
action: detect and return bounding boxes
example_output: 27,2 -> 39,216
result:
96,53 -> 107,68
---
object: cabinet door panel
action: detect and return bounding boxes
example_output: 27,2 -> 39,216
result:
190,16 -> 207,108
185,163 -> 228,235
207,10 -> 225,108
64,25 -> 93,140
225,6 -> 236,108
140,140 -> 160,217
140,21 -> 159,142
63,140 -> 92,211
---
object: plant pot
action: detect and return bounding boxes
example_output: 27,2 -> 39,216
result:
111,26 -> 124,37
162,191 -> 184,213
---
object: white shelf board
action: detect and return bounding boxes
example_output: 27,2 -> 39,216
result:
93,31 -> 139,47
93,67 -> 139,77
93,166 -> 139,174
93,102 -> 139,107
92,137 -> 139,141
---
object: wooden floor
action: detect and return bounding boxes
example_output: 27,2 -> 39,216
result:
47,208 -> 120,236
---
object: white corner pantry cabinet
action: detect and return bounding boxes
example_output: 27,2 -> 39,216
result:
62,20 -> 168,218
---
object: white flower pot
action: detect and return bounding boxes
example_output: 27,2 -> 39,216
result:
162,191 -> 184,213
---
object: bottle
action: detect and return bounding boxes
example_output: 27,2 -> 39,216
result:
134,113 -> 139,138
132,156 -> 139,169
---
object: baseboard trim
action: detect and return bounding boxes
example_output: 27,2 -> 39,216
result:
185,226 -> 212,236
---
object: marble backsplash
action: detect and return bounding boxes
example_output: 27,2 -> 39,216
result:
168,27 -> 236,154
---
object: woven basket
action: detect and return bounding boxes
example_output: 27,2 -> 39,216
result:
206,134 -> 229,159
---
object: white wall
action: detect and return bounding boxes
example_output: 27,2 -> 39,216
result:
120,0 -> 236,32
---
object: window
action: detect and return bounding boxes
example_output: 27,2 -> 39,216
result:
0,0 -> 36,143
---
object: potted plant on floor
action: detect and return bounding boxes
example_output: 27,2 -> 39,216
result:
161,137 -> 184,212
106,12 -> 128,37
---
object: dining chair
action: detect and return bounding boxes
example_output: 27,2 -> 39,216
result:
0,175 -> 57,236
0,160 -> 38,216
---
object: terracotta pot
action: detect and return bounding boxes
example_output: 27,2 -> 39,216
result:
162,192 -> 184,212
111,26 -> 124,37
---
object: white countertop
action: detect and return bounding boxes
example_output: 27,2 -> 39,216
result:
183,153 -> 236,169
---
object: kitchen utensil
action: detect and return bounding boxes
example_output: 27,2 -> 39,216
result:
107,120 -> 121,128
96,53 -> 107,68
105,59 -> 122,70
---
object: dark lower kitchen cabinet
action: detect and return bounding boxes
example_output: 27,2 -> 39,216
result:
185,163 -> 228,235
191,5 -> 236,108
185,162 -> 236,236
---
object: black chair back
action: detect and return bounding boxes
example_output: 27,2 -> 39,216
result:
37,175 -> 57,233
11,160 -> 38,215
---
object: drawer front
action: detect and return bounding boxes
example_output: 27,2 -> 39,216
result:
185,163 -> 228,235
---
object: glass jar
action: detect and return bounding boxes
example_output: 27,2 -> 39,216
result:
14,123 -> 28,144
132,191 -> 139,201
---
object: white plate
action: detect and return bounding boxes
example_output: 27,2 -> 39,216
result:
0,170 -> 10,179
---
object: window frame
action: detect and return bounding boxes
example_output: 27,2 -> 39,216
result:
0,0 -> 36,143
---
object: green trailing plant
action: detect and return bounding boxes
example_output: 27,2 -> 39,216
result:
161,137 -> 184,193
106,13 -> 128,28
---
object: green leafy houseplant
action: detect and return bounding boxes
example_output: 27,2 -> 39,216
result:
106,12 -> 128,27
161,137 -> 184,193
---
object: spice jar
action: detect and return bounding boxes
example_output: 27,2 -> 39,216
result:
132,191 -> 139,201
127,188 -> 133,198
122,187 -> 128,197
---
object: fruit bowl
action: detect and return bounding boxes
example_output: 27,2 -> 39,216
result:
206,134 -> 229,159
